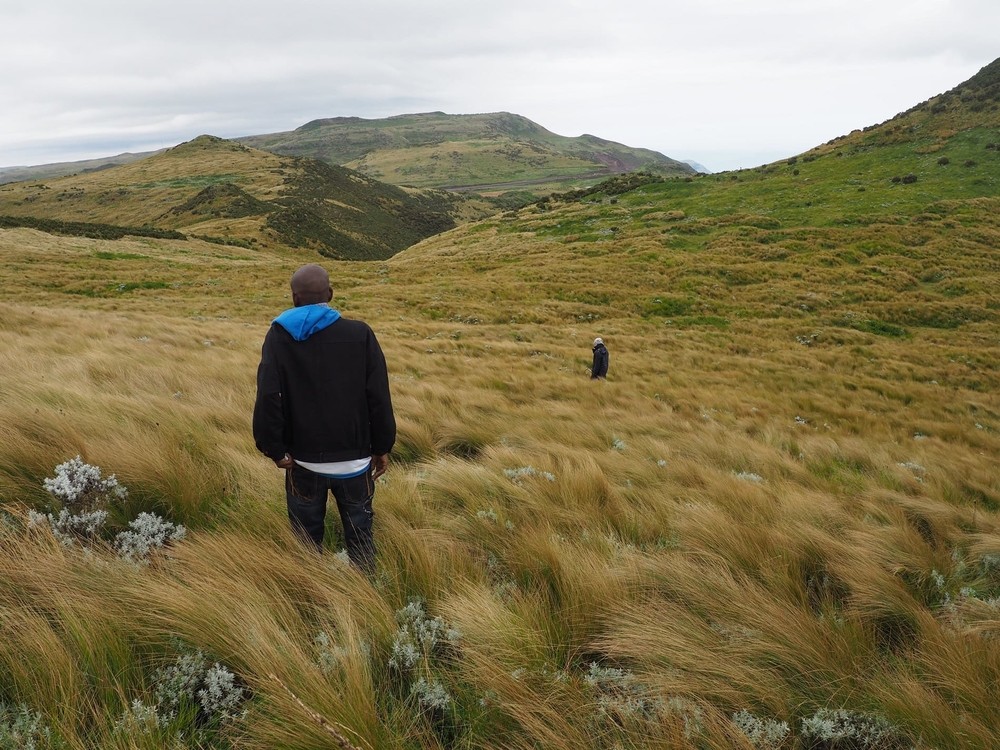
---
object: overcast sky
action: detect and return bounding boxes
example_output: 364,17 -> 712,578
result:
1,0 -> 996,173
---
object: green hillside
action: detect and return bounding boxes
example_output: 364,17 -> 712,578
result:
0,136 -> 461,260
238,111 -> 695,194
433,57 -> 999,343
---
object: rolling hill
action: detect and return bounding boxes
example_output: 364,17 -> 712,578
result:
237,111 -> 695,194
0,135 -> 462,260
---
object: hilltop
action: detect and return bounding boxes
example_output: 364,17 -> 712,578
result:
0,135 -> 461,260
238,111 -> 695,195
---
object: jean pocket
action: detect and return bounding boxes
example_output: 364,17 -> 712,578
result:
286,466 -> 322,502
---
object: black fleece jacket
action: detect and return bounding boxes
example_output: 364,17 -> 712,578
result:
253,317 -> 396,463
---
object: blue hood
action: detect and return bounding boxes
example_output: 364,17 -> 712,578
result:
273,304 -> 341,341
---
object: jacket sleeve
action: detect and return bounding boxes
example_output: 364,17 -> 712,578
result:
591,350 -> 600,377
252,327 -> 288,461
365,327 -> 396,455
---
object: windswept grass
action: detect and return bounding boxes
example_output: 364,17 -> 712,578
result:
0,74 -> 998,745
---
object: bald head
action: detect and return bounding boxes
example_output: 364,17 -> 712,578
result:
290,264 -> 333,307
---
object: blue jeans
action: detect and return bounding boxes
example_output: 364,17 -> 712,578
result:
285,464 -> 375,573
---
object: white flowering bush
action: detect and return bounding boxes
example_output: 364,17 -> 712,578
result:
120,649 -> 247,737
30,458 -> 186,563
152,650 -> 210,726
157,650 -> 246,725
28,456 -> 126,545
115,512 -> 186,563
28,507 -> 108,546
314,631 -> 348,676
799,708 -> 909,749
0,703 -> 61,750
475,508 -> 515,531
410,677 -> 453,716
731,709 -> 790,748
114,699 -> 160,735
387,600 -> 463,737
584,662 -> 665,723
582,663 -> 705,739
664,697 -> 705,741
197,663 -> 246,720
503,466 -> 556,484
313,630 -> 372,681
43,455 -> 127,510
389,600 -> 461,671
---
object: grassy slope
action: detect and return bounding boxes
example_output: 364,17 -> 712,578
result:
239,111 -> 694,194
0,61 -> 997,749
0,135 -> 460,260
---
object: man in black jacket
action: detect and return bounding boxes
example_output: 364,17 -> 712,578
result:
591,337 -> 609,380
253,264 -> 395,572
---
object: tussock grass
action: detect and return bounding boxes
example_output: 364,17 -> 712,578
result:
1,121 -> 998,748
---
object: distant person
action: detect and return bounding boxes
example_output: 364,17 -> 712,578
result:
253,264 -> 395,573
591,337 -> 609,379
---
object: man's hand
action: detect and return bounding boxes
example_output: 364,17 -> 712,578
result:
275,453 -> 295,470
372,453 -> 389,480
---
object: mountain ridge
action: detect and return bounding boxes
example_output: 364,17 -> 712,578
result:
2,111 -> 693,194
236,110 -> 695,194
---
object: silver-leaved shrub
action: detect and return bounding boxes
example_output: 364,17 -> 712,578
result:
388,601 -> 461,726
731,709 -> 790,749
30,458 -> 185,563
28,507 -> 108,546
28,455 -> 127,545
584,662 -> 665,722
0,703 -> 61,750
114,512 -> 186,563
410,677 -> 452,714
799,708 -> 909,749
389,600 -> 461,671
42,455 -> 127,510
122,649 -> 247,738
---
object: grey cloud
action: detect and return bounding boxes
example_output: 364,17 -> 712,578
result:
2,0 -> 999,171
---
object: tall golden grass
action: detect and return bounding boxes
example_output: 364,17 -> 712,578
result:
0,201 -> 997,749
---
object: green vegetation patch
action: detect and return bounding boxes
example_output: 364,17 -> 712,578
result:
264,158 -> 455,259
0,215 -> 185,241
643,296 -> 694,317
554,290 -> 612,306
93,250 -> 147,260
115,280 -> 170,293
169,182 -> 272,219
851,319 -> 909,337
672,315 -> 730,328
62,280 -> 173,297
134,174 -> 242,190
892,303 -> 988,329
